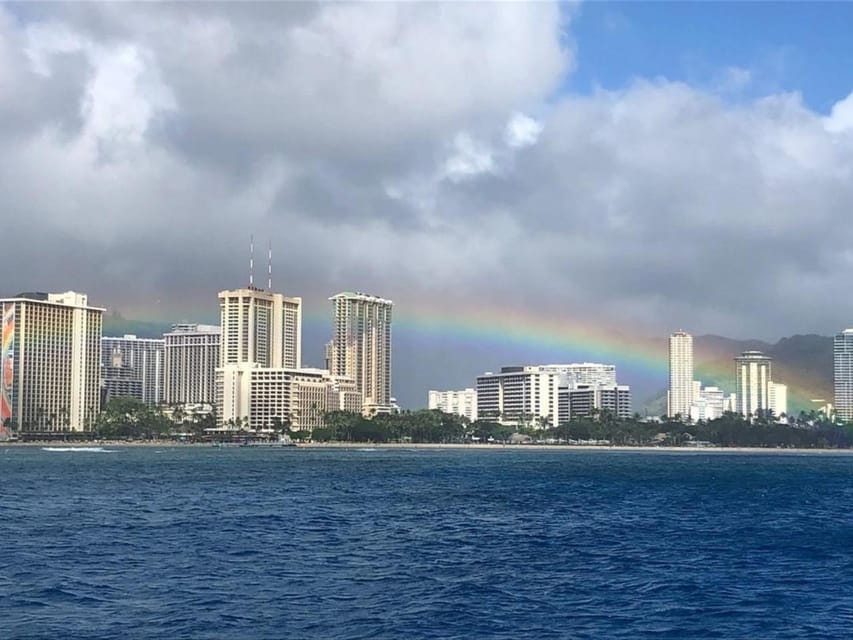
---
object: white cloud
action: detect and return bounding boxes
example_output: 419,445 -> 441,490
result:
824,91 -> 853,133
505,112 -> 544,149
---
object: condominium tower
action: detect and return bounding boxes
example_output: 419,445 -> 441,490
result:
163,324 -> 220,406
327,292 -> 393,412
102,334 -> 164,406
668,331 -> 693,418
735,350 -> 772,417
0,292 -> 102,434
428,388 -> 478,422
219,287 -> 301,368
834,329 -> 853,422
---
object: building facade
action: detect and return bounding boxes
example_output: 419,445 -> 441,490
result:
834,329 -> 853,422
217,364 -> 360,432
668,331 -> 693,418
102,334 -> 164,406
556,384 -> 632,424
428,388 -> 477,421
689,386 -> 726,422
163,324 -> 220,406
0,292 -> 102,434
327,292 -> 392,412
735,350 -> 772,417
769,382 -> 788,417
476,364 -> 618,426
219,287 -> 302,369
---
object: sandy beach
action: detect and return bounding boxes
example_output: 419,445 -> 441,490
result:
4,440 -> 853,454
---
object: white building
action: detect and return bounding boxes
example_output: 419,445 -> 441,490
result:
689,386 -> 726,422
327,292 -> 393,413
834,329 -> 853,422
476,363 -> 618,426
428,388 -> 477,421
102,334 -> 164,406
217,364 -> 360,432
219,286 -> 302,369
667,331 -> 693,418
735,350 -> 773,417
0,292 -> 102,434
163,324 -> 220,406
769,382 -> 788,417
557,384 -> 632,424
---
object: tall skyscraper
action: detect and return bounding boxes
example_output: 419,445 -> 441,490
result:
163,324 -> 220,406
834,329 -> 853,422
327,292 -> 393,412
668,331 -> 693,418
735,350 -> 772,417
102,335 -> 164,406
218,287 -> 301,368
0,292 -> 102,434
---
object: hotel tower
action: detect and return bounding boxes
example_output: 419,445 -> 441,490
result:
667,331 -> 694,418
327,292 -> 393,413
0,291 -> 102,435
834,329 -> 853,422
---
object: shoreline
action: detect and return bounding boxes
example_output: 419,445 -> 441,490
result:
3,441 -> 853,454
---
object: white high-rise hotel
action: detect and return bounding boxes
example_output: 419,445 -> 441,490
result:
327,292 -> 393,413
0,292 -> 102,434
668,331 -> 693,418
834,329 -> 853,422
163,324 -> 220,406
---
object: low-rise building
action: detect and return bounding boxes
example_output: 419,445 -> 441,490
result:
428,388 -> 477,421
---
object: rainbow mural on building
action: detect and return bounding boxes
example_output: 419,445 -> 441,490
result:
1,304 -> 15,434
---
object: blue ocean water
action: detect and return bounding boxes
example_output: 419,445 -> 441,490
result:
2,447 -> 853,639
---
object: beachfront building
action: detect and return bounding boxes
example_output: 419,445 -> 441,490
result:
163,324 -> 220,406
476,363 -> 618,427
556,383 -> 632,424
834,329 -> 853,422
0,291 -> 103,435
769,382 -> 788,417
735,351 -> 773,417
102,334 -> 164,406
217,364 -> 360,432
327,292 -> 393,414
689,386 -> 727,422
428,388 -> 477,421
667,331 -> 693,418
219,286 -> 302,369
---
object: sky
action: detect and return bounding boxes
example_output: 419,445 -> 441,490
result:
2,1 -> 853,408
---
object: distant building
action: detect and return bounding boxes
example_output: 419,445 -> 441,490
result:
163,324 -> 220,406
428,388 -> 477,421
0,292 -> 102,434
834,329 -> 853,422
327,292 -> 393,413
557,384 -> 632,424
735,351 -> 772,417
769,382 -> 788,417
101,334 -> 164,406
689,386 -> 726,422
667,331 -> 693,418
476,364 -> 618,426
217,364 -> 360,432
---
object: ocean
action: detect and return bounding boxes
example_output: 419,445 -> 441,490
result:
2,446 -> 852,639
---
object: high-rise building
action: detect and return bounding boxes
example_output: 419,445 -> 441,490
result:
0,292 -> 102,434
667,331 -> 693,418
102,334 -> 164,406
769,382 -> 788,417
327,292 -> 393,413
163,324 -> 220,406
735,350 -> 772,417
219,287 -> 302,369
476,364 -> 618,426
834,329 -> 853,422
428,388 -> 477,421
557,384 -> 632,424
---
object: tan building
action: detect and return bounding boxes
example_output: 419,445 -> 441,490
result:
217,364 -> 360,432
667,331 -> 693,418
163,324 -> 220,406
219,286 -> 301,369
327,292 -> 392,413
0,291 -> 102,434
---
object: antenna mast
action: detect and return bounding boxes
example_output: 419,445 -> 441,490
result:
249,234 -> 255,287
268,241 -> 272,291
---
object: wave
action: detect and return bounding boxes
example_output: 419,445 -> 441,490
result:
41,447 -> 115,453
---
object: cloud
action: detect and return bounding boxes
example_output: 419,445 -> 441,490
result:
2,2 -> 853,407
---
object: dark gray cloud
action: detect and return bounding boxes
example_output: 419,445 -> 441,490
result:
2,2 -> 853,407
